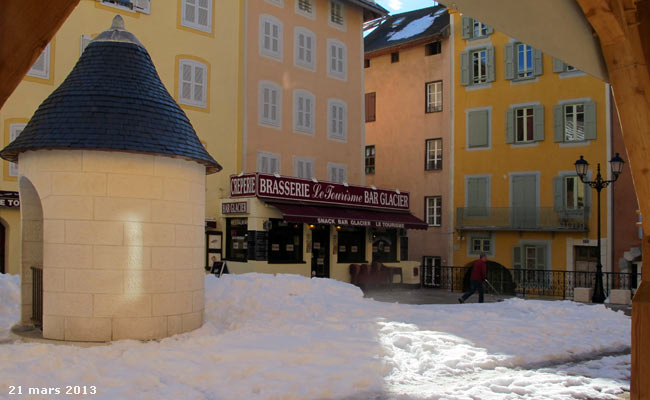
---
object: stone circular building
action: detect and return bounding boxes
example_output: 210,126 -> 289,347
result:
1,16 -> 221,342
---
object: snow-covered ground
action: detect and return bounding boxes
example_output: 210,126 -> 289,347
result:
0,273 -> 630,399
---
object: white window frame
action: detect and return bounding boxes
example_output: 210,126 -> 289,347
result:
181,0 -> 212,33
327,162 -> 347,183
293,90 -> 315,135
426,138 -> 442,170
329,0 -> 346,30
257,151 -> 281,174
515,106 -> 534,143
564,103 -> 585,142
425,196 -> 442,226
365,145 -> 375,174
293,157 -> 315,179
8,123 -> 26,177
259,14 -> 283,61
259,81 -> 282,128
472,20 -> 488,38
564,175 -> 586,210
327,39 -> 347,80
178,59 -> 208,108
294,27 -> 316,70
327,99 -> 347,142
295,0 -> 315,19
472,238 -> 491,253
471,49 -> 488,84
265,0 -> 283,7
517,43 -> 533,79
27,43 -> 51,80
426,81 -> 442,113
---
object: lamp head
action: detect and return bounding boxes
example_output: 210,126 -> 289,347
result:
609,152 -> 625,178
574,155 -> 589,179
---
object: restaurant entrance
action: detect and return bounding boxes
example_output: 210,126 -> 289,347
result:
311,225 -> 330,278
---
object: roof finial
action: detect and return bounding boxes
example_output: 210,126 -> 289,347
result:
110,15 -> 125,30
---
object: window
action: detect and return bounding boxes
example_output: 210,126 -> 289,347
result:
460,46 -> 495,86
467,108 -> 490,148
259,81 -> 282,127
365,146 -> 375,174
294,157 -> 314,179
506,105 -> 543,144
80,35 -> 93,56
425,41 -> 441,56
425,196 -> 442,226
553,58 -> 580,74
364,59 -> 370,68
554,101 -> 596,143
294,28 -> 315,69
268,219 -> 303,263
181,0 -> 212,33
516,107 -> 534,142
473,20 -> 488,38
564,104 -> 584,141
265,0 -> 283,7
470,235 -> 492,255
330,0 -> 345,28
391,52 -> 399,63
257,151 -> 281,174
372,228 -> 397,262
260,15 -> 283,60
517,44 -> 533,78
365,92 -> 376,122
505,42 -> 542,81
425,138 -> 442,170
328,163 -> 347,183
296,0 -> 315,18
465,176 -> 489,217
226,218 -> 248,262
337,227 -> 366,263
27,43 -> 50,80
178,59 -> 207,108
327,39 -> 346,80
8,123 -> 26,177
513,244 -> 549,285
461,16 -> 493,40
554,174 -> 589,213
426,81 -> 442,113
564,176 -> 585,210
293,90 -> 315,134
327,99 -> 347,141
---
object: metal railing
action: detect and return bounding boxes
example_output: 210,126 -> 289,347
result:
423,265 -> 641,300
31,266 -> 43,327
456,207 -> 589,232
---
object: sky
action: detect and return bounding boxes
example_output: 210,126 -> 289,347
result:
377,0 -> 438,14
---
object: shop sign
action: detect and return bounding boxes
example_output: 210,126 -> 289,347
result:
0,191 -> 19,208
316,217 -> 404,229
222,201 -> 248,214
230,173 -> 410,211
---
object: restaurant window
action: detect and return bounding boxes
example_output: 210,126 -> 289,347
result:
365,145 -> 375,174
268,219 -> 303,263
372,228 -> 397,263
337,227 -> 366,263
226,218 -> 248,262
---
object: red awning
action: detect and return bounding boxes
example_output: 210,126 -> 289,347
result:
267,202 -> 428,230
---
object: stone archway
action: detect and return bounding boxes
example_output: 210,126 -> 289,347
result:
462,260 -> 516,295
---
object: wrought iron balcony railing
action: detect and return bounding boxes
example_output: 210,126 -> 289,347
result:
456,207 -> 589,232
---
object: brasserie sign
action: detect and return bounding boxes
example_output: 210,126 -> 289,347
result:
230,173 -> 409,211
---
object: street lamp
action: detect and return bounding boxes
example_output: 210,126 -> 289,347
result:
574,153 -> 626,303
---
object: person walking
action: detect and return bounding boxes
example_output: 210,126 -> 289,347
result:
458,253 -> 488,304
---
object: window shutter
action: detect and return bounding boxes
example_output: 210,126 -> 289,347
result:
338,168 -> 345,183
535,245 -> 546,270
505,108 -> 514,143
485,25 -> 494,35
553,105 -> 564,142
365,92 -> 376,122
134,0 -> 151,13
460,51 -> 470,86
584,101 -> 597,140
486,46 -> 495,82
260,154 -> 269,173
553,177 -> 564,211
461,16 -> 472,39
305,97 -> 312,129
553,58 -> 566,73
533,48 -> 543,76
306,162 -> 313,179
504,43 -> 515,80
468,110 -> 489,148
533,104 -> 544,141
513,246 -> 522,269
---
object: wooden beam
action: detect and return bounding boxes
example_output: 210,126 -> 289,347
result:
0,0 -> 80,109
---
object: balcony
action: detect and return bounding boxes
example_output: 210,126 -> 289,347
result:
456,207 -> 589,232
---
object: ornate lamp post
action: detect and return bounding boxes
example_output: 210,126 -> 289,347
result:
574,153 -> 625,303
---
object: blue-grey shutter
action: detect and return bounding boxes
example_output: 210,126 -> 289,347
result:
486,46 -> 495,82
533,104 -> 544,141
536,245 -> 547,269
504,43 -> 515,80
505,108 -> 514,143
468,110 -> 489,148
460,50 -> 470,86
513,246 -> 522,269
553,58 -> 565,73
533,48 -> 543,76
485,25 -> 494,35
467,177 -> 488,216
584,101 -> 597,140
553,177 -> 564,211
461,16 -> 472,39
553,105 -> 564,142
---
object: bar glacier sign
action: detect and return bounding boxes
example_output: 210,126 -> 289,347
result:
230,173 -> 410,211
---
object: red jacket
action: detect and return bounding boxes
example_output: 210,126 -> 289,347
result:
470,259 -> 487,281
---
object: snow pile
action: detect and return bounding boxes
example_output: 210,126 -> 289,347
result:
387,9 -> 445,42
0,273 -> 631,399
0,273 -> 20,338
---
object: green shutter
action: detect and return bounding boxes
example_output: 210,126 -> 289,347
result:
460,50 -> 470,86
533,48 -> 543,76
553,177 -> 564,211
513,246 -> 522,269
504,43 -> 515,80
584,101 -> 597,140
533,104 -> 544,141
536,245 -> 547,270
553,57 -> 566,73
553,105 -> 564,142
486,46 -> 495,82
505,108 -> 514,143
461,16 -> 472,39
485,25 -> 494,35
468,110 -> 489,148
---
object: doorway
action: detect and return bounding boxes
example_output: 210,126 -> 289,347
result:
574,245 -> 598,287
311,225 -> 330,278
422,256 -> 441,287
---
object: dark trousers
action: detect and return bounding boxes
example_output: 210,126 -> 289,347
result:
461,280 -> 484,303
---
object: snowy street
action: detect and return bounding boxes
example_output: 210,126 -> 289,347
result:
0,273 -> 630,399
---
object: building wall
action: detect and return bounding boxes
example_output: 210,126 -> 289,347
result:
242,0 -> 365,185
451,11 -> 611,272
364,34 -> 452,266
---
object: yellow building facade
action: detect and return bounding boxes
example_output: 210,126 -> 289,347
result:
451,11 -> 613,285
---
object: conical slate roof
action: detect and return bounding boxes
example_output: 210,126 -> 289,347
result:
0,16 -> 221,174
